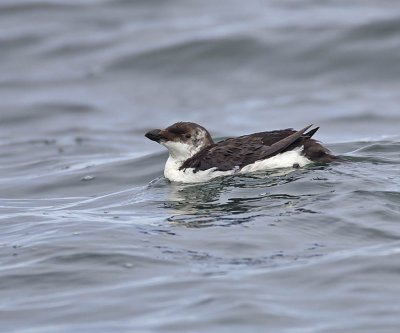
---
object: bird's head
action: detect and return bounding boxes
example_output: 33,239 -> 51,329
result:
145,122 -> 214,161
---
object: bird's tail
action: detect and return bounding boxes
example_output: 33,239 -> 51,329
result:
304,127 -> 319,138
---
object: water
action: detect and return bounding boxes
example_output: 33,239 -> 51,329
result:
1,0 -> 400,332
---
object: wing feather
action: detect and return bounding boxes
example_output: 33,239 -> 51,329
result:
181,125 -> 316,172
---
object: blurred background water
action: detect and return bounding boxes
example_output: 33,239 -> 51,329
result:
1,0 -> 400,332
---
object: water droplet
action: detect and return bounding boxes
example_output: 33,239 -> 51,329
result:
81,175 -> 95,181
124,263 -> 134,268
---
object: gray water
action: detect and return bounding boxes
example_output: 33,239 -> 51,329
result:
1,1 -> 400,332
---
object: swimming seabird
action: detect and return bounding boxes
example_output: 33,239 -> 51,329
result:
145,122 -> 336,183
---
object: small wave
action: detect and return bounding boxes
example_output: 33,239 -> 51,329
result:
342,16 -> 400,41
1,102 -> 99,127
106,36 -> 265,74
0,0 -> 96,13
0,34 -> 42,50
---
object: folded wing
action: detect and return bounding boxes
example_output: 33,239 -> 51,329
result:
180,125 -> 321,172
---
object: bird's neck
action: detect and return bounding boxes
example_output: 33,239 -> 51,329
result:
164,155 -> 186,181
166,154 -> 184,169
165,146 -> 200,172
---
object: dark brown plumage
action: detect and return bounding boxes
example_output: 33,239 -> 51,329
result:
179,125 -> 336,172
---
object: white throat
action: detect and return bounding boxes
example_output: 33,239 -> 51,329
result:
162,141 -> 204,182
161,141 -> 202,162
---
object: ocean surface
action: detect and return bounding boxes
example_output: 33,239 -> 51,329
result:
1,1 -> 400,332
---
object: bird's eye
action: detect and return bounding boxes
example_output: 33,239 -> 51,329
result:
185,134 -> 191,139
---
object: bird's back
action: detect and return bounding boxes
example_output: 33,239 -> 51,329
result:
180,127 -> 335,172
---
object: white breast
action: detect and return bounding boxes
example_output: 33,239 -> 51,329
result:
163,147 -> 311,183
164,156 -> 234,183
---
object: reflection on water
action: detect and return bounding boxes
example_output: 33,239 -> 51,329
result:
163,168 -> 324,227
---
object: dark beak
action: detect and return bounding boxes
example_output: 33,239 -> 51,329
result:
145,129 -> 163,143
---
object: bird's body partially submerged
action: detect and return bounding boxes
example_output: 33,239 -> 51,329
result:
145,122 -> 336,183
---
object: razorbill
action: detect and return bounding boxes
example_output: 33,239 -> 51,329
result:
145,122 -> 336,183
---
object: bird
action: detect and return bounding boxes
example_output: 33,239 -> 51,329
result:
145,122 -> 336,183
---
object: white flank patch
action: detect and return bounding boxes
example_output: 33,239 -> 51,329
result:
164,146 -> 312,183
240,147 -> 311,173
